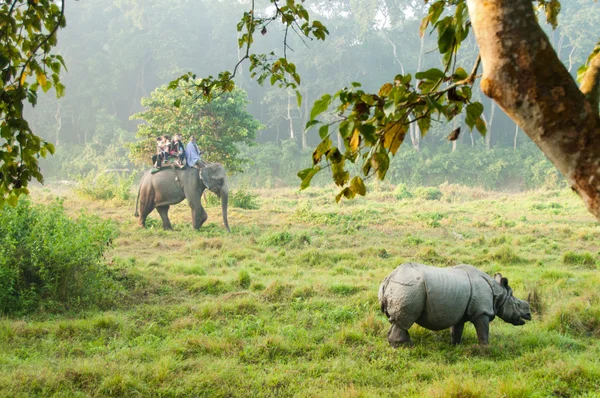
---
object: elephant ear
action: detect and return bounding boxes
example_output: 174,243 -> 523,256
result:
201,163 -> 226,192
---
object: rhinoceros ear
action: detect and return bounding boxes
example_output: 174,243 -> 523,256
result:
500,277 -> 509,287
494,273 -> 503,284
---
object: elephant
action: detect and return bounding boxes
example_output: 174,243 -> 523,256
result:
134,163 -> 230,232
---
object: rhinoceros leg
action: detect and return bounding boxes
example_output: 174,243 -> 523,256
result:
387,323 -> 413,347
451,322 -> 465,344
472,316 -> 490,345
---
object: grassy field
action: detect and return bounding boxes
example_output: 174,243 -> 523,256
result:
1,183 -> 600,397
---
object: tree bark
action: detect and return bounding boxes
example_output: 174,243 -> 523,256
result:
467,0 -> 600,220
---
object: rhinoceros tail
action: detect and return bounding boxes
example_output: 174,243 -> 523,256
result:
378,277 -> 391,319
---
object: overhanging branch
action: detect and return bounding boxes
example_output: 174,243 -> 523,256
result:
579,51 -> 600,111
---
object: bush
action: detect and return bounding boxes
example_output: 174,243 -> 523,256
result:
393,183 -> 413,199
0,198 -> 121,314
231,187 -> 260,210
75,171 -> 135,201
203,187 -> 259,210
414,187 -> 443,201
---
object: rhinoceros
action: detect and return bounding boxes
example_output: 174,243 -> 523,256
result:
378,262 -> 531,346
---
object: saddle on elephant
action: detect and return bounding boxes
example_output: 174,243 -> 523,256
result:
151,156 -> 187,174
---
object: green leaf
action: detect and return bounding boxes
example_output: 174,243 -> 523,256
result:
465,102 -> 484,129
336,187 -> 354,203
436,18 -> 455,54
384,101 -> 396,117
415,68 -> 446,82
313,138 -> 332,164
305,120 -> 320,131
475,117 -> 487,136
318,124 -> 329,139
7,193 -> 18,207
295,90 -> 302,107
350,176 -> 366,196
298,166 -> 321,190
452,67 -> 468,81
359,124 -> 377,144
310,94 -> 332,120
417,116 -> 431,137
371,152 -> 390,180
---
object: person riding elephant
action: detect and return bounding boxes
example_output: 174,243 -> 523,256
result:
134,162 -> 230,232
186,135 -> 206,169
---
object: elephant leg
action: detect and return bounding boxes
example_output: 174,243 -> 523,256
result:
138,200 -> 155,228
451,322 -> 465,345
191,205 -> 208,230
156,205 -> 173,230
472,316 -> 490,345
387,323 -> 413,348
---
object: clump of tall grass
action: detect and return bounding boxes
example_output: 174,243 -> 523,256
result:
562,251 -> 596,269
545,295 -> 600,338
489,245 -> 523,265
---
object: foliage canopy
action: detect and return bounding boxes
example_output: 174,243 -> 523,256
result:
0,0 -> 66,207
130,83 -> 263,173
171,0 -> 597,203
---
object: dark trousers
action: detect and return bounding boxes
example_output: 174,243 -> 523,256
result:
152,154 -> 162,167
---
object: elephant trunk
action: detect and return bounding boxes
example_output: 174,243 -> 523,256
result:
221,183 -> 230,232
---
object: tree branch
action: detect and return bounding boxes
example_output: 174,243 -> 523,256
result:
579,51 -> 600,111
467,0 -> 600,220
17,1 -> 65,90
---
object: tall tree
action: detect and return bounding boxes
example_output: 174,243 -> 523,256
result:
130,83 -> 262,173
0,0 -> 66,206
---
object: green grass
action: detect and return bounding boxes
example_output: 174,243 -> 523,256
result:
1,185 -> 600,396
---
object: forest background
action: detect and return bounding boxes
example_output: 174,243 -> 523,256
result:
27,0 -> 599,191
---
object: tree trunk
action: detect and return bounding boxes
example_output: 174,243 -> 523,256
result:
55,101 -> 62,147
467,0 -> 600,219
452,118 -> 459,152
514,123 -> 519,150
301,92 -> 308,150
484,102 -> 495,150
287,91 -> 295,140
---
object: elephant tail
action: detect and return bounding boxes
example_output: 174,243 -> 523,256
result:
134,170 -> 147,217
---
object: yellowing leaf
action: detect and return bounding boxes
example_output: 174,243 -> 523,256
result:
20,70 -> 28,86
349,128 -> 360,152
383,122 -> 408,155
36,72 -> 47,87
378,83 -> 393,97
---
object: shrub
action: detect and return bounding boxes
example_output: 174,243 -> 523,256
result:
414,187 -> 443,201
75,171 -> 135,201
0,198 -> 121,314
231,187 -> 260,210
393,183 -> 413,199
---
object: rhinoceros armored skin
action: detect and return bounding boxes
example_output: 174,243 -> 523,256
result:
378,262 -> 531,346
